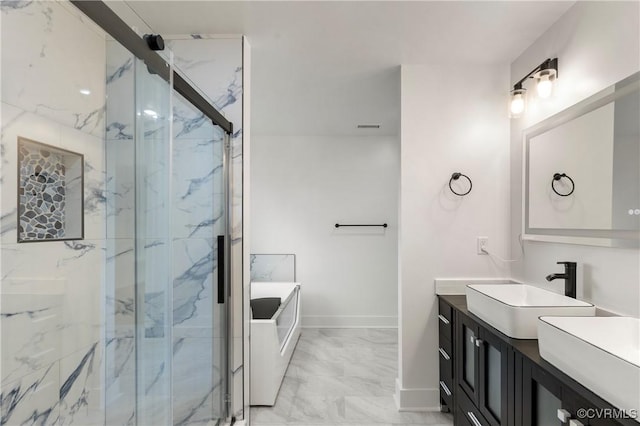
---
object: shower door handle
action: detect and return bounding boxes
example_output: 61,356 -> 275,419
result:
217,235 -> 225,304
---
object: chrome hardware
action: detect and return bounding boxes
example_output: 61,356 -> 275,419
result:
439,381 -> 452,396
557,408 -> 572,422
467,411 -> 483,426
439,347 -> 450,360
475,338 -> 484,347
438,314 -> 450,325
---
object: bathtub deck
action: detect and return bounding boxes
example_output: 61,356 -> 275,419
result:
250,328 -> 453,426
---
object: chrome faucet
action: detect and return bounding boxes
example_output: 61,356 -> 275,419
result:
546,261 -> 577,298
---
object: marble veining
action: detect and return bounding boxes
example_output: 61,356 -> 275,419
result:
106,57 -> 133,85
250,254 -> 296,282
1,2 -> 106,425
1,209 -> 18,238
213,66 -> 242,111
1,342 -> 101,426
0,1 -> 34,11
1,1 -> 106,139
179,164 -> 223,201
56,241 -> 96,266
173,241 -> 216,326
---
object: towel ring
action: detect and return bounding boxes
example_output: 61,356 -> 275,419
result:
449,172 -> 472,196
552,173 -> 575,196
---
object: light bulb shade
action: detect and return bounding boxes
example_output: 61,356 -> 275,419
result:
533,60 -> 557,99
509,88 -> 527,118
535,70 -> 556,98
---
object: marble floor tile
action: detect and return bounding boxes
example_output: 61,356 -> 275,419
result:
251,328 -> 453,426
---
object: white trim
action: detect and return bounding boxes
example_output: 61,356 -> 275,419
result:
393,378 -> 440,412
301,315 -> 398,328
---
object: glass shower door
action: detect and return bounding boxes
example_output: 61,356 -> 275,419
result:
170,86 -> 228,425
105,41 -> 229,426
134,56 -> 174,425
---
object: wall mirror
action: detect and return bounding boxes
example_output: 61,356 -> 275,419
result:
524,72 -> 639,247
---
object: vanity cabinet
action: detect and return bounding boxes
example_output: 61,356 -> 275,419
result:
455,310 -> 510,426
439,295 -> 631,426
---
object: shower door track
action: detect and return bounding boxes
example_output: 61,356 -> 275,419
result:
70,0 -> 234,136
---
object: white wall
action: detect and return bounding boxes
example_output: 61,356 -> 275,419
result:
510,1 -> 640,317
251,135 -> 399,327
397,64 -> 510,409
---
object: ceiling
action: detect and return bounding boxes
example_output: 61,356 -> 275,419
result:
122,1 -> 576,136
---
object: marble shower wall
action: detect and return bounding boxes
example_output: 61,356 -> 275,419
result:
1,1 -> 106,425
250,254 -> 297,282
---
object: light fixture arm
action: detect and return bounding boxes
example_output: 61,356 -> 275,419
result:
512,58 -> 558,90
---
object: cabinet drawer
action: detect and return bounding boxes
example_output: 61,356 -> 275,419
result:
439,334 -> 452,360
458,385 -> 489,426
439,378 -> 454,409
439,342 -> 453,380
457,408 -> 473,426
438,300 -> 453,341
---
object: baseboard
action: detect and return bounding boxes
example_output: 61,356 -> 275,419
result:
394,378 -> 440,411
301,315 -> 398,328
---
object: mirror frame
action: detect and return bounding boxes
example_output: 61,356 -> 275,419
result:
522,71 -> 640,248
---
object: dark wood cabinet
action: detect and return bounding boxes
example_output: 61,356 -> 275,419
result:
522,355 -> 564,426
521,356 -> 624,426
456,312 -> 479,403
439,298 -> 455,412
455,310 -> 509,426
477,325 -> 509,425
439,295 -> 630,426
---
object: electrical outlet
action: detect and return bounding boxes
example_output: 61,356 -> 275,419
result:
477,237 -> 489,255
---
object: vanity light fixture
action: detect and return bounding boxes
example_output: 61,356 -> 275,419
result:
509,58 -> 558,118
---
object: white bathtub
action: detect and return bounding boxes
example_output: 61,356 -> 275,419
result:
250,282 -> 301,406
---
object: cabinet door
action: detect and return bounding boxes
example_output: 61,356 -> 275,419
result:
478,328 -> 509,426
457,313 -> 480,401
562,389 -> 623,426
522,359 -> 625,426
522,358 -> 564,426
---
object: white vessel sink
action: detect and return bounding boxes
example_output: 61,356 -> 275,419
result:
539,316 -> 640,420
466,284 -> 595,339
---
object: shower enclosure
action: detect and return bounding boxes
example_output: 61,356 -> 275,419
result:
100,5 -> 234,425
0,1 -> 239,423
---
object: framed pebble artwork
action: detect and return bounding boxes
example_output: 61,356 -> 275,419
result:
17,137 -> 84,242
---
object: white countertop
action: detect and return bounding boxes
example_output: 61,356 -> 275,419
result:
434,278 -> 520,295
